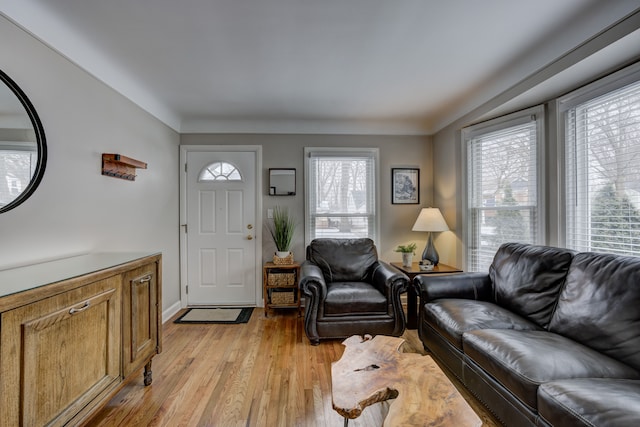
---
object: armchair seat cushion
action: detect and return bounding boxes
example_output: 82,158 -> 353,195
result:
463,329 -> 640,410
538,378 -> 640,427
325,281 -> 387,315
424,299 -> 541,349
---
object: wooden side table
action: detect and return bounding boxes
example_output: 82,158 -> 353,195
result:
262,262 -> 301,317
390,262 -> 462,329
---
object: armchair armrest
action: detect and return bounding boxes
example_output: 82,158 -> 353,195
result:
299,261 -> 327,300
372,261 -> 409,335
299,261 -> 328,345
371,261 -> 409,297
414,272 -> 492,305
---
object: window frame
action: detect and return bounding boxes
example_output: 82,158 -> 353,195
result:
304,147 -> 380,247
461,105 -> 546,271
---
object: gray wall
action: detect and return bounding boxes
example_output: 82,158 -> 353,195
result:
0,16 -> 181,315
181,133 -> 434,264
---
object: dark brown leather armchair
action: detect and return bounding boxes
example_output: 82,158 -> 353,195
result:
299,238 -> 409,345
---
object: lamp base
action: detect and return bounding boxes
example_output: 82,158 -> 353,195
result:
421,232 -> 439,266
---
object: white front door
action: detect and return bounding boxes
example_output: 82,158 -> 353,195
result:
184,149 -> 258,306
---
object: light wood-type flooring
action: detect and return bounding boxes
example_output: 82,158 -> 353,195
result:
88,308 -> 500,427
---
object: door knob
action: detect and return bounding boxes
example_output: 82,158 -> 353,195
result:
247,224 -> 253,229
247,235 -> 254,240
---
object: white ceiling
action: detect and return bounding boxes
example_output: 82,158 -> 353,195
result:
2,0 -> 640,135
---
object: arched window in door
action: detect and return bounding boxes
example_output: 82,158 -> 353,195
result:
198,161 -> 242,182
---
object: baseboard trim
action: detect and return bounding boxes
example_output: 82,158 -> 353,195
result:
162,301 -> 182,323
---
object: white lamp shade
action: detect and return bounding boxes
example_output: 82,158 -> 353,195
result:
412,208 -> 449,232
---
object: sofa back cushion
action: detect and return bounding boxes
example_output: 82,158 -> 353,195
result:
489,243 -> 575,328
306,238 -> 378,282
549,252 -> 640,371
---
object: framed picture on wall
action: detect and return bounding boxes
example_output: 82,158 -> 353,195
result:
392,168 -> 419,204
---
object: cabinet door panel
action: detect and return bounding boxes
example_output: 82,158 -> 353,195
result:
0,276 -> 121,427
122,262 -> 159,377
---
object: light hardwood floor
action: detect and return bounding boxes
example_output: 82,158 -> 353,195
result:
88,309 -> 500,427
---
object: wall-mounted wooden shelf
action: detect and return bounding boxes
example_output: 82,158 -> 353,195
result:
102,153 -> 147,181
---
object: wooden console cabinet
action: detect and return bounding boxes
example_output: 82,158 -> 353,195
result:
0,252 -> 162,427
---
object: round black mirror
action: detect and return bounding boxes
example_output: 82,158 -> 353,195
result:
0,69 -> 46,213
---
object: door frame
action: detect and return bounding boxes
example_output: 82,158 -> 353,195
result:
179,145 -> 263,308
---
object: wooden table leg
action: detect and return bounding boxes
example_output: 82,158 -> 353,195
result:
144,360 -> 153,386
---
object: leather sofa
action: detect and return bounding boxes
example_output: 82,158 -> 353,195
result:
415,242 -> 640,427
299,238 -> 408,345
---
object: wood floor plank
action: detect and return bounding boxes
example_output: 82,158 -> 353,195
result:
88,308 -> 500,427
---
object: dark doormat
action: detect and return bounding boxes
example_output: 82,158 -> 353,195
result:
174,307 -> 254,324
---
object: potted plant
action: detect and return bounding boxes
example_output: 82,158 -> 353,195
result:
268,207 -> 296,260
395,243 -> 417,267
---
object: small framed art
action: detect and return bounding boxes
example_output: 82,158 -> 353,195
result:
392,168 -> 419,204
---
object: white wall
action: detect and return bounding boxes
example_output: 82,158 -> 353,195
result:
0,16 -> 181,314
180,133 -> 435,265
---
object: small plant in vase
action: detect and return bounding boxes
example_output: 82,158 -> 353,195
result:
268,206 -> 296,264
395,243 -> 417,267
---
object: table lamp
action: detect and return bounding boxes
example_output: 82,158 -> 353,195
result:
412,207 -> 449,266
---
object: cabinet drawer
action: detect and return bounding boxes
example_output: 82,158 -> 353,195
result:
0,276 -> 121,427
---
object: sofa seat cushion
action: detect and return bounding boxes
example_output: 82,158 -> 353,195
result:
324,281 -> 387,315
423,299 -> 541,349
463,329 -> 640,410
538,379 -> 640,427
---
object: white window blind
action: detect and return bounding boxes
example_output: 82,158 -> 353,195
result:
305,148 -> 378,245
564,77 -> 640,256
0,143 -> 36,207
464,109 -> 542,272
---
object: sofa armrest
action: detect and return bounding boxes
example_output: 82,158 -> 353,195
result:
414,272 -> 492,304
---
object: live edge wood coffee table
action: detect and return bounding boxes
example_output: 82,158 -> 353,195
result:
332,335 -> 481,427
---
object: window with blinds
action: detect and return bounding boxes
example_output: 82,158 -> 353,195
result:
304,148 -> 378,245
463,107 -> 543,272
563,73 -> 640,256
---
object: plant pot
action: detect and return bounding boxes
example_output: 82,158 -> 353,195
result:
402,253 -> 413,267
273,251 -> 294,265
